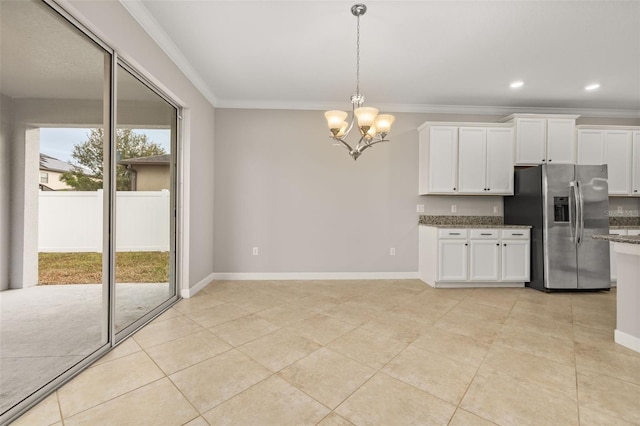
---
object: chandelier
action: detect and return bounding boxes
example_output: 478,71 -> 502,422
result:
324,4 -> 395,161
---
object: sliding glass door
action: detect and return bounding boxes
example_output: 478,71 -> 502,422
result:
0,0 -> 180,422
114,64 -> 178,336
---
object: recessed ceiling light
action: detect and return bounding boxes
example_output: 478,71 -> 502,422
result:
585,83 -> 600,91
510,81 -> 524,88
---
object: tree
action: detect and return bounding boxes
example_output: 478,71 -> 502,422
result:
61,128 -> 166,191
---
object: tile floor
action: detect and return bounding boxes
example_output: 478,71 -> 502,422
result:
11,280 -> 640,425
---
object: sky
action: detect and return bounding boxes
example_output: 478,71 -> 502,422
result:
40,128 -> 171,163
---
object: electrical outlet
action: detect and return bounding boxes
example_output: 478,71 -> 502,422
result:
252,247 -> 259,256
493,205 -> 499,214
390,248 -> 396,256
451,205 -> 457,213
416,204 -> 425,213
617,206 -> 624,213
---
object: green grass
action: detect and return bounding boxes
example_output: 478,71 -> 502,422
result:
39,252 -> 170,284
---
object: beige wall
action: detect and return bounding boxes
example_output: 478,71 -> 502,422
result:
0,94 -> 11,290
214,109 -> 640,275
133,165 -> 170,191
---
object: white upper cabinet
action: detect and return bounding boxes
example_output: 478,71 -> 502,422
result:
633,131 -> 640,195
577,129 -> 606,164
458,126 -> 514,195
419,126 -> 458,194
458,127 -> 487,194
546,119 -> 577,163
419,123 -> 514,195
514,118 -> 546,165
606,130 -> 633,195
503,114 -> 579,165
486,128 -> 515,194
577,126 -> 640,196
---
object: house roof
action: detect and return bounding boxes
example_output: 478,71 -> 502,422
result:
118,154 -> 171,166
39,154 -> 77,173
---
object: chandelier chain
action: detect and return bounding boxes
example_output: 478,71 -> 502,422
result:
356,13 -> 360,97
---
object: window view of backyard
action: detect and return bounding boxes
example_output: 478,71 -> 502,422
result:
39,252 -> 169,284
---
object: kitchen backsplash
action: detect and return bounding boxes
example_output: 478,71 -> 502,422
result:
609,216 -> 640,227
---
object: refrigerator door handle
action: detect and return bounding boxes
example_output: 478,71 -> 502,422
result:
569,181 -> 578,244
577,181 -> 585,244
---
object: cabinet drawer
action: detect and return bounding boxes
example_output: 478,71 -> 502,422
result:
501,229 -> 529,239
470,229 -> 499,239
438,229 -> 468,239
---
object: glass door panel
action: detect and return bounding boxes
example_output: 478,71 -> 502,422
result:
0,0 -> 110,417
114,64 -> 177,333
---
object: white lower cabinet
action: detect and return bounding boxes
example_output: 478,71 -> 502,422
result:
501,239 -> 530,281
609,229 -> 640,284
419,226 -> 530,287
609,230 -> 626,283
438,240 -> 468,281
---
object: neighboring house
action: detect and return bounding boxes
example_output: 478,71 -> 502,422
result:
118,154 -> 170,191
39,154 -> 76,190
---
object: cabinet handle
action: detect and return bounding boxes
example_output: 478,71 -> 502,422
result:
465,243 -> 468,246
548,159 -> 552,162
542,159 -> 546,162
512,233 -> 524,236
449,232 -> 461,235
453,187 -> 456,190
634,190 -> 638,193
496,243 -> 500,246
481,233 -> 492,236
503,243 -> 507,246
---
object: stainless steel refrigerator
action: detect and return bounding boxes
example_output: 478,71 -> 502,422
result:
504,164 -> 610,291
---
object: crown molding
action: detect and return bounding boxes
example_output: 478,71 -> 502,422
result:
216,99 -> 640,118
119,0 -> 218,108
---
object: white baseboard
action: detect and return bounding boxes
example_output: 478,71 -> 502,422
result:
181,272 -> 215,298
433,281 -> 525,289
211,272 -> 419,281
615,329 -> 640,353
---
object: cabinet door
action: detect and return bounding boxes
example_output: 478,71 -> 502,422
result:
546,119 -> 576,164
501,240 -> 530,281
633,132 -> 640,196
577,129 -> 606,165
609,230 -> 627,283
469,240 -> 500,281
486,128 -> 514,194
606,130 -> 632,195
428,127 -> 458,193
515,118 -> 546,165
458,127 -> 486,194
438,240 -> 468,281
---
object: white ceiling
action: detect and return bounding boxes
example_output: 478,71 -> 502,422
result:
124,0 -> 640,116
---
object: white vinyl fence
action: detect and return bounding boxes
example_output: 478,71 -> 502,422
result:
38,190 -> 170,252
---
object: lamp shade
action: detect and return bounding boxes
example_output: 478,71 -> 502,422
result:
374,114 -> 395,134
336,121 -> 349,138
324,110 -> 348,130
354,107 -> 378,128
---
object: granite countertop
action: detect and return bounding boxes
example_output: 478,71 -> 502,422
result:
418,215 -> 530,229
422,224 -> 532,229
593,235 -> 640,245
